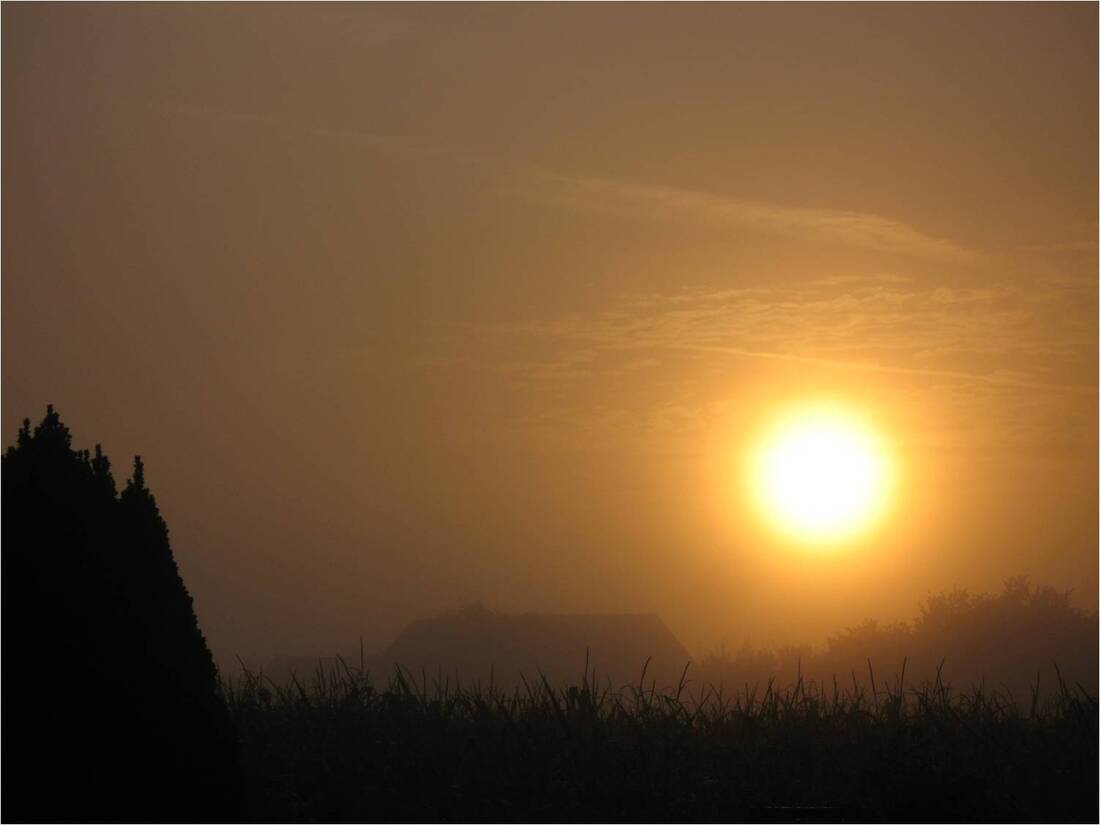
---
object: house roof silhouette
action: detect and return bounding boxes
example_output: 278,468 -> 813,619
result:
381,605 -> 693,690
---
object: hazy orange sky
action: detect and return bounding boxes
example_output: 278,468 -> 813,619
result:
4,4 -> 1097,663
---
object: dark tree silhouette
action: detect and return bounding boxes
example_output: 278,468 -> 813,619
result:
695,576 -> 1098,701
2,406 -> 242,822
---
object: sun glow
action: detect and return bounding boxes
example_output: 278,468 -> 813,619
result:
750,402 -> 894,546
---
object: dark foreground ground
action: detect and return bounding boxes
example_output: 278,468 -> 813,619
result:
225,664 -> 1098,823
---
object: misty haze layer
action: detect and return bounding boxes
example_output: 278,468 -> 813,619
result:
3,5 -> 1096,666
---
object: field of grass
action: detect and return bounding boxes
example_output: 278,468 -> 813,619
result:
225,660 -> 1097,823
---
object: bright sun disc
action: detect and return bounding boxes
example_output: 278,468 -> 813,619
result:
751,403 -> 893,546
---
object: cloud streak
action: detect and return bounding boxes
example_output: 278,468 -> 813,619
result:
509,171 -> 980,264
492,277 -> 1093,390
158,103 -> 979,264
462,275 -> 1097,449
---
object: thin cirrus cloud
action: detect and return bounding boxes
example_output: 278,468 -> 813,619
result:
464,276 -> 1096,449
506,171 -> 981,265
487,277 -> 1095,393
158,103 -> 978,265
155,103 -> 1089,416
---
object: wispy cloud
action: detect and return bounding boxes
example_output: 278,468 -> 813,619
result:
155,103 -> 1093,449
157,103 -> 978,264
508,172 -> 980,264
461,274 -> 1096,448
491,277 -> 1093,392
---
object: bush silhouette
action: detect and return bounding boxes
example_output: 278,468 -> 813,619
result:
2,406 -> 241,822
696,577 -> 1098,700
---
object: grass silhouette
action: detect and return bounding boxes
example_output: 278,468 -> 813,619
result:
226,656 -> 1097,823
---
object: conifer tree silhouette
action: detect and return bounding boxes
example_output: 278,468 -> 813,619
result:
2,406 -> 242,822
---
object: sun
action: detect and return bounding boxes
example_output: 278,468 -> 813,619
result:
749,402 -> 894,546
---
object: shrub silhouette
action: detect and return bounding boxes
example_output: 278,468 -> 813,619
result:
2,406 -> 241,822
696,577 -> 1098,700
